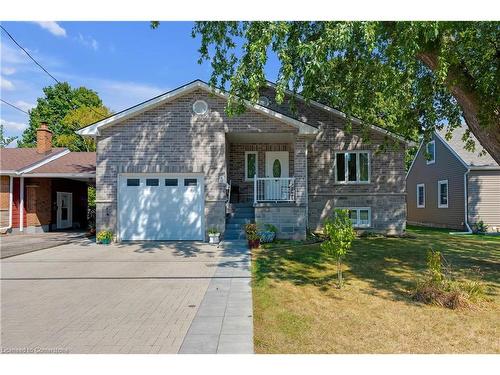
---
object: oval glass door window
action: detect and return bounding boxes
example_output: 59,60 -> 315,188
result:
273,159 -> 281,177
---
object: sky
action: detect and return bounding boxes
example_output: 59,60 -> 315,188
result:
0,21 -> 281,145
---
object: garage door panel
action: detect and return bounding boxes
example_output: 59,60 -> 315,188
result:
118,175 -> 204,241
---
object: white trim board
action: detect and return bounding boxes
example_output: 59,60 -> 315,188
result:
77,80 -> 319,137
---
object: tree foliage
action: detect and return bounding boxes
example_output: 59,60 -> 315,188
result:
18,82 -> 110,151
191,21 -> 499,160
321,209 -> 356,288
0,124 -> 18,148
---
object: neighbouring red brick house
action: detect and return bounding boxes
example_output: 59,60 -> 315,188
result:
0,124 -> 95,234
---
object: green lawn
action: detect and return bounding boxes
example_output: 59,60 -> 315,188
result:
252,226 -> 500,353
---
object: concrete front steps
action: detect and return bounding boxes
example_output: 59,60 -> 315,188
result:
224,203 -> 254,241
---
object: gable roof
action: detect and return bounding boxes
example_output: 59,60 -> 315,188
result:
436,126 -> 498,168
0,147 -> 68,173
25,152 -> 96,176
77,80 -> 319,137
0,148 -> 96,177
264,81 -> 414,145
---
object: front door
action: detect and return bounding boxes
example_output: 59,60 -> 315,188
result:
57,192 -> 73,229
264,152 -> 289,200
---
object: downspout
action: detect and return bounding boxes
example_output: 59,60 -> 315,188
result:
0,175 -> 14,232
450,169 -> 472,234
305,139 -> 309,231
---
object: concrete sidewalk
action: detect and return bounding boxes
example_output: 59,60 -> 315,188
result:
0,231 -> 90,259
179,240 -> 253,354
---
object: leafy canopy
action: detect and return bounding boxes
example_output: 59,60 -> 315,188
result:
0,124 -> 18,148
18,82 -> 110,151
192,21 -> 499,149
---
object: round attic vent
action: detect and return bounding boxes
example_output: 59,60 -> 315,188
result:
258,96 -> 270,107
192,100 -> 208,115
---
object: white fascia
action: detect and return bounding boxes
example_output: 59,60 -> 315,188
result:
77,80 -> 319,137
17,149 -> 71,175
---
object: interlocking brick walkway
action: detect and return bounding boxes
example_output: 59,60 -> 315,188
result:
1,239 -> 253,354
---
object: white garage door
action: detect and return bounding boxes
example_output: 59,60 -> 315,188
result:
118,174 -> 204,241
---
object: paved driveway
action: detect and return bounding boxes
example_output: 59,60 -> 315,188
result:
1,239 -> 252,354
0,231 -> 88,259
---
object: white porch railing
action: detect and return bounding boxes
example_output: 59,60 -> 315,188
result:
254,176 -> 295,203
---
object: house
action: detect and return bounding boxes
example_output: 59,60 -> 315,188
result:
406,126 -> 500,232
77,79 -> 411,241
0,124 -> 96,234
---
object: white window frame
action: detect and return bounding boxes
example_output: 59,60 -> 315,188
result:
426,140 -> 435,165
437,180 -> 449,208
416,183 -> 425,208
337,207 -> 372,228
334,150 -> 371,184
244,151 -> 258,181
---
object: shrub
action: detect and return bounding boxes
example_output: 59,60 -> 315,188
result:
96,230 -> 113,244
320,209 -> 356,288
472,220 -> 488,234
412,249 -> 487,309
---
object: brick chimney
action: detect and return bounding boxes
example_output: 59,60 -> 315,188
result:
36,122 -> 52,154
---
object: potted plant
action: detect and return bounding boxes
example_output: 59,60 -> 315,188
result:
208,227 -> 220,244
243,223 -> 260,249
97,230 -> 113,245
258,223 -> 278,243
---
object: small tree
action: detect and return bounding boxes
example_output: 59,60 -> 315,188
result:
321,209 -> 356,288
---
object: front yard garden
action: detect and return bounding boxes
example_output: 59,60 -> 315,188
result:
252,226 -> 500,353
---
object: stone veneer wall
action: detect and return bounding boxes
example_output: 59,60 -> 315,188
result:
255,203 -> 306,240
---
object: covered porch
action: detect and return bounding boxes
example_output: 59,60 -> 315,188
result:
225,132 -> 309,239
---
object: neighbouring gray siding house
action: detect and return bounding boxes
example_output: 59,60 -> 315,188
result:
406,126 -> 500,232
77,80 -> 410,241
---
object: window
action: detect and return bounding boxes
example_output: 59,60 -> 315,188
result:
184,178 -> 198,187
335,151 -> 370,183
417,183 -> 425,208
426,141 -> 435,164
245,151 -> 258,181
338,207 -> 371,228
192,100 -> 208,115
127,178 -> 140,186
258,96 -> 270,106
26,186 -> 36,212
165,179 -> 178,186
438,180 -> 448,208
146,179 -> 159,186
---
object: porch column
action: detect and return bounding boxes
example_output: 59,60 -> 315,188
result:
19,176 -> 24,232
294,136 -> 308,206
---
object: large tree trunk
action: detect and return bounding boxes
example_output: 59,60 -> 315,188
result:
418,52 -> 500,165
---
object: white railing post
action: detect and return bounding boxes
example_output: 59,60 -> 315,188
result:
254,177 -> 295,203
254,174 -> 257,204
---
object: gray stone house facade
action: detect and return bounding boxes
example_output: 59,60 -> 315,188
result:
78,80 -> 410,241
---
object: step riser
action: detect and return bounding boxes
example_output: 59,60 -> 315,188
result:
227,218 -> 254,225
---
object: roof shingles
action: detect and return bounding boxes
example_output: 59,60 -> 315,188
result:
437,126 -> 498,167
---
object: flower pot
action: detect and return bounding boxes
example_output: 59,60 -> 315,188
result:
258,231 -> 276,243
248,239 -> 260,249
100,238 -> 111,245
209,233 -> 220,244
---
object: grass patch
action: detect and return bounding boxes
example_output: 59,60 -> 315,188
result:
252,226 -> 500,353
